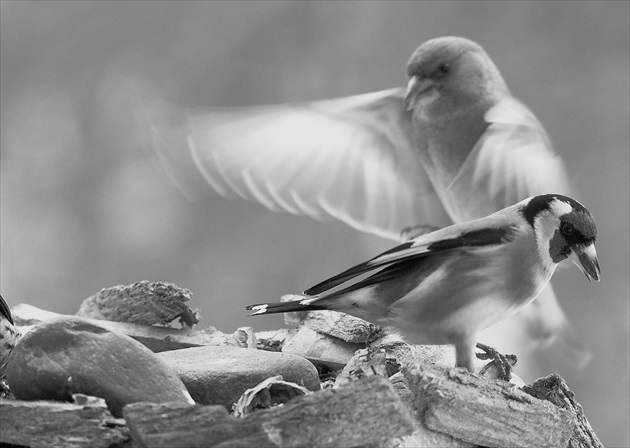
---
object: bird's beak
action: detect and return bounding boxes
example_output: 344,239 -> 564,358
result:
568,243 -> 601,283
404,76 -> 434,111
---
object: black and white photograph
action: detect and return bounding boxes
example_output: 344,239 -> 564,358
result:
1,2 -> 628,446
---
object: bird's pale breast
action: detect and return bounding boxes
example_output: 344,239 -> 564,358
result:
385,229 -> 549,345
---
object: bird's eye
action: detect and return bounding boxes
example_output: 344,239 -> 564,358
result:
436,63 -> 450,76
561,222 -> 574,236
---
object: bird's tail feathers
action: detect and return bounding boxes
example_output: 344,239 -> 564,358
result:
246,294 -> 326,316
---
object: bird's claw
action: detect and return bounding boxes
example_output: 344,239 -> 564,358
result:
476,342 -> 517,381
0,379 -> 12,398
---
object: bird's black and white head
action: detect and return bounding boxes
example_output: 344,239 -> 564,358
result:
404,36 -> 508,111
522,194 -> 600,282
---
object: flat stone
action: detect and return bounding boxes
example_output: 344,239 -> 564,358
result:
6,316 -> 194,417
157,345 -> 320,410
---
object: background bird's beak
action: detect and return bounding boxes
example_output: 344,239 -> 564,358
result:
568,243 -> 601,282
404,76 -> 434,110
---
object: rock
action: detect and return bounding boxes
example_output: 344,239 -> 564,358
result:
281,326 -> 361,370
157,345 -> 320,409
6,316 -> 194,417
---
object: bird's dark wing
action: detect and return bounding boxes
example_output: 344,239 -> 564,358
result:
305,219 -> 517,295
444,97 -> 572,223
0,294 -> 14,325
139,88 -> 452,241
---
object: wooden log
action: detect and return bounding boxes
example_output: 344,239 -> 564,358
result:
0,394 -> 129,448
402,362 -> 576,448
123,375 -> 414,447
523,373 -> 604,448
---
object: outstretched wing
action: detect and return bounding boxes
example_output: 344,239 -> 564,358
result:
139,88 -> 452,241
444,97 -> 572,223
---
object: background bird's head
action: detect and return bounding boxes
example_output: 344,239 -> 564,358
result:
522,194 -> 600,282
404,36 -> 509,111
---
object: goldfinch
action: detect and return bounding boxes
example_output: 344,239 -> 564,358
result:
140,37 -> 579,355
246,195 -> 600,372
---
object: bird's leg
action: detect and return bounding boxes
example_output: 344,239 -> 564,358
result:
476,342 -> 517,381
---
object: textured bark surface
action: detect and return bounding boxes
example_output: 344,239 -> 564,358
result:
402,362 -> 576,448
76,281 -> 199,327
0,395 -> 130,448
123,375 -> 414,448
281,295 -> 383,343
523,373 -> 604,448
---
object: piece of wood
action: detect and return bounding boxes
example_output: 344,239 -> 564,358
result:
402,362 -> 576,448
0,394 -> 130,448
333,348 -> 389,389
281,326 -> 361,370
388,372 -> 474,447
76,281 -> 199,327
254,328 -> 294,352
282,295 -> 383,343
12,304 -> 237,352
523,373 -> 603,448
123,375 -> 414,448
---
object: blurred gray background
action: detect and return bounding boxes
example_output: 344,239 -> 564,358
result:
1,2 -> 628,445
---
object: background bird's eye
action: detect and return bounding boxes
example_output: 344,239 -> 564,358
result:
436,63 -> 450,76
561,222 -> 574,236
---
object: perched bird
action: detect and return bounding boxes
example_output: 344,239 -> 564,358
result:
140,37 -> 579,357
247,194 -> 600,372
0,294 -> 21,380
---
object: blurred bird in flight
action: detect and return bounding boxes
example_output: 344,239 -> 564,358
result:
140,36 -> 587,365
